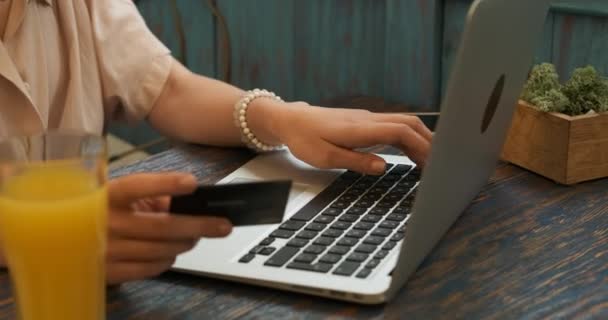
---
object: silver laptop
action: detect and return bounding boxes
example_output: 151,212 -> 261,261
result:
173,0 -> 551,304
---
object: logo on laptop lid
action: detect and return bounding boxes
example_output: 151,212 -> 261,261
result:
481,74 -> 506,134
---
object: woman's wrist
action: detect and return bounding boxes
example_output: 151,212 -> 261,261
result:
246,97 -> 296,147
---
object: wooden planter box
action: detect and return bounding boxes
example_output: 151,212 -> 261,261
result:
502,101 -> 608,185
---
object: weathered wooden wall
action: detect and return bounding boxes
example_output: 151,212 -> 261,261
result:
110,0 -> 608,149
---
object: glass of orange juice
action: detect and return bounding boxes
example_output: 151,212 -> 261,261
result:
0,131 -> 107,320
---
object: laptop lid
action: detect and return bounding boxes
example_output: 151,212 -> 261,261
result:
386,0 -> 551,299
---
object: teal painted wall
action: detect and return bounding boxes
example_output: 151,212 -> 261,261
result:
442,0 -> 608,93
111,0 -> 608,149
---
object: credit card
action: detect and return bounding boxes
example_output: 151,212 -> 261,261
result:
170,180 -> 292,226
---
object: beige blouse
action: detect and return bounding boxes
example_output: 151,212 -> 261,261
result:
0,0 -> 173,140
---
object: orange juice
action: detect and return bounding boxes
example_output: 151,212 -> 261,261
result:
0,164 -> 107,320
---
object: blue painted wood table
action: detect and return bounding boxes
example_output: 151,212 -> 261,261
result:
104,144 -> 607,319
0,99 -> 606,319
0,151 -> 606,318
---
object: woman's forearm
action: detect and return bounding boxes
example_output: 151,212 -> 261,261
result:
148,59 -> 286,147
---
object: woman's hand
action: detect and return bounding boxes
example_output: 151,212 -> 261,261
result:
249,101 -> 433,176
106,172 -> 232,285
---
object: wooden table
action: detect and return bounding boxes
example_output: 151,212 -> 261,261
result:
1,138 -> 607,319
110,144 -> 608,319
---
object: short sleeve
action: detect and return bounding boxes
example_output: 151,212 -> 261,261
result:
88,0 -> 173,123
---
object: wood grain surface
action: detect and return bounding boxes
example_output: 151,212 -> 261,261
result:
0,141 -> 606,319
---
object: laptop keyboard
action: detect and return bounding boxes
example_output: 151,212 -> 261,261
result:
238,163 -> 420,279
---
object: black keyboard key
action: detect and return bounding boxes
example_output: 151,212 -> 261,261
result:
330,221 -> 352,230
319,254 -> 342,264
376,180 -> 395,188
305,222 -> 327,232
346,188 -> 365,196
387,214 -> 407,222
337,237 -> 359,247
362,215 -> 382,223
314,236 -> 336,246
382,241 -> 397,250
296,230 -> 318,240
379,220 -> 399,229
360,176 -> 380,184
354,222 -> 375,231
239,253 -> 256,263
393,186 -> 410,194
353,183 -> 373,191
345,229 -> 367,239
287,262 -> 333,273
385,163 -> 395,171
270,229 -> 294,239
314,215 -> 335,224
265,247 -> 300,267
280,220 -> 306,231
354,200 -> 374,208
370,207 -> 389,215
383,193 -> 403,202
399,224 -> 407,233
287,238 -> 309,248
331,201 -> 349,209
376,201 -> 396,209
322,229 -> 344,238
391,164 -> 412,174
355,244 -> 377,254
347,252 -> 369,262
304,245 -> 326,255
290,182 -> 349,221
347,207 -> 367,215
362,193 -> 382,201
259,237 -> 275,246
322,208 -> 342,216
394,207 -> 410,215
250,245 -> 265,254
294,253 -> 317,263
405,174 -> 419,182
375,250 -> 390,259
354,182 -> 373,190
372,228 -> 392,237
356,268 -> 372,279
400,201 -> 413,209
339,194 -> 359,203
369,187 -> 387,194
363,236 -> 385,246
333,261 -> 361,276
341,170 -> 362,181
391,232 -> 405,241
382,174 -> 401,182
399,180 -> 417,188
339,214 -> 360,223
329,245 -> 351,255
366,259 -> 381,269
260,247 -> 276,256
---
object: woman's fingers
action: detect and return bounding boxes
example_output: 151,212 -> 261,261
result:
292,139 -> 387,175
107,237 -> 197,262
324,122 -> 431,165
109,172 -> 198,209
371,113 -> 434,142
110,210 -> 232,241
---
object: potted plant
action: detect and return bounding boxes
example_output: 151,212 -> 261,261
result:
502,63 -> 608,185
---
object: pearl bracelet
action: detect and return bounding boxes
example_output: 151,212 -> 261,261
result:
233,89 -> 285,152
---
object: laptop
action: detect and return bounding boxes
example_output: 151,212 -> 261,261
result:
173,0 -> 551,304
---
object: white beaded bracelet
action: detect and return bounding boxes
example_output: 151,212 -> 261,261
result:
233,89 -> 285,153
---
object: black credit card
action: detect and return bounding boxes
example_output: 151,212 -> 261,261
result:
170,180 -> 292,226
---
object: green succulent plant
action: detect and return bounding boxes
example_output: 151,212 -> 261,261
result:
521,63 -> 608,116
